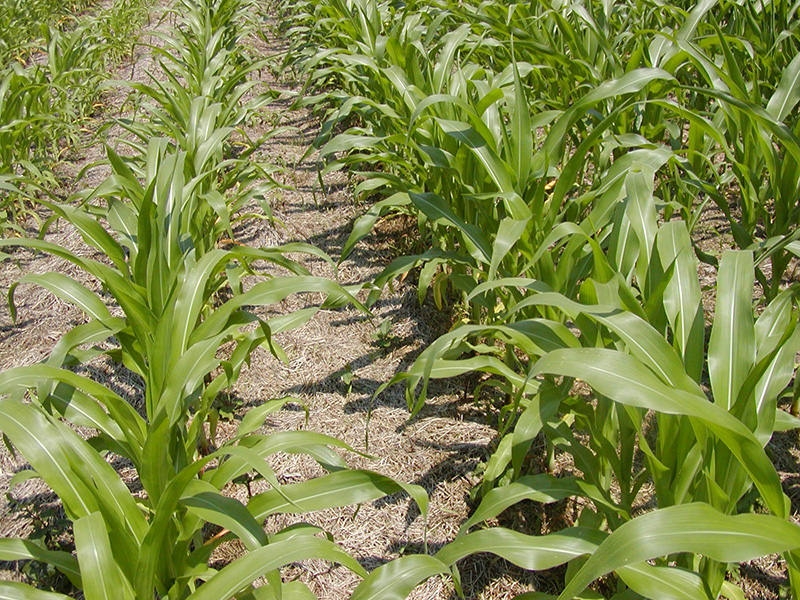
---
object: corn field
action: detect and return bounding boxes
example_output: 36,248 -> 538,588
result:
0,0 -> 799,598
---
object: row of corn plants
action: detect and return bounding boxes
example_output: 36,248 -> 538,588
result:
277,0 -> 800,597
0,0 -> 151,235
0,0 -> 97,64
0,0 -> 446,598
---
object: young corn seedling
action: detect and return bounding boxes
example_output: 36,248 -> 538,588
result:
377,214 -> 800,598
0,0 -> 146,234
0,140 -> 428,600
338,62 -> 675,318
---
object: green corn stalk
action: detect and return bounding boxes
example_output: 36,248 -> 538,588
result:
378,221 -> 800,598
282,0 -> 687,323
642,0 -> 800,299
369,164 -> 800,597
0,0 -> 149,234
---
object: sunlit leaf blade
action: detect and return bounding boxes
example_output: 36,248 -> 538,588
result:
558,503 -> 800,600
186,537 -> 366,600
74,512 -> 134,600
248,469 -> 428,520
0,539 -> 81,587
532,348 -> 788,517
438,527 -> 605,570
350,555 -> 450,600
0,581 -> 72,600
708,251 -> 755,412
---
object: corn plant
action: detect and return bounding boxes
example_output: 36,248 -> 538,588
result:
281,0 -> 800,310
370,158 -> 800,595
5,0 -> 800,597
273,0 -> 800,597
378,218 -> 800,598
110,88 -> 281,250
0,120 -> 428,600
40,23 -> 110,127
662,43 -> 800,300
144,0 -> 268,106
102,0 -> 281,255
338,67 -> 676,316
280,0 -> 695,326
0,0 -> 150,234
0,245 -> 426,599
0,282 -> 426,600
0,64 -> 66,232
0,0 -> 96,64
